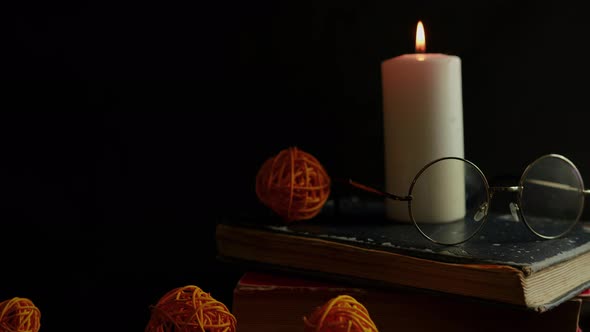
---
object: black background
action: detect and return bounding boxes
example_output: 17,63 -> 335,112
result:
3,1 -> 590,331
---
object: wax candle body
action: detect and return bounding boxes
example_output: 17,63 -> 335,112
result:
381,53 -> 465,223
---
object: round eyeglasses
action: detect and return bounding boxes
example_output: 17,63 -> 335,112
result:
349,154 -> 589,245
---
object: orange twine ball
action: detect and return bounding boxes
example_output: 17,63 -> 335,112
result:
145,285 -> 236,332
303,295 -> 378,332
256,147 -> 331,222
0,297 -> 41,332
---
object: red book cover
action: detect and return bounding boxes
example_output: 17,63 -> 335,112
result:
232,271 -> 582,332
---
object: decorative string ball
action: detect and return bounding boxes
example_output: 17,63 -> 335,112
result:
255,146 -> 331,222
0,297 -> 41,332
303,295 -> 378,332
145,285 -> 236,332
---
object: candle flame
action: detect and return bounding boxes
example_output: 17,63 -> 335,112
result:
416,21 -> 426,53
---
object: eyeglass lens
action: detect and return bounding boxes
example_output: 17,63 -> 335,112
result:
520,155 -> 584,238
409,158 -> 488,245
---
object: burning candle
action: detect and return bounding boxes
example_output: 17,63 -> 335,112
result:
381,21 -> 465,223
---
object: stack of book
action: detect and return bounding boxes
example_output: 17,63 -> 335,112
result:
216,201 -> 590,331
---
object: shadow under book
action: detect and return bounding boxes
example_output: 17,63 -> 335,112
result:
232,271 -> 583,332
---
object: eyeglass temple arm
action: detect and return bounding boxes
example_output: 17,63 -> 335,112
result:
347,179 -> 412,201
525,179 -> 590,195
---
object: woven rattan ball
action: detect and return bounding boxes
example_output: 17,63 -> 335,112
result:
0,297 -> 41,332
145,285 -> 236,332
303,295 -> 378,332
255,147 -> 331,222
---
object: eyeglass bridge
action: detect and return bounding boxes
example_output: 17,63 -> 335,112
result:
489,186 -> 521,195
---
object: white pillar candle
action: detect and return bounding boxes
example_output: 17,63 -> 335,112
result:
381,21 -> 465,223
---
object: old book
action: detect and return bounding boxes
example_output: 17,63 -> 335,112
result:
232,271 -> 583,332
216,204 -> 590,312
